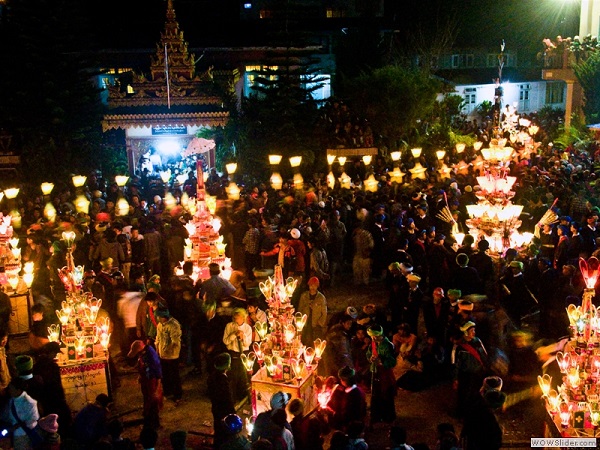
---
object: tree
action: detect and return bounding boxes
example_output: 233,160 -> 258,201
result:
234,45 -> 327,180
342,66 -> 441,151
0,0 -> 118,184
542,35 -> 600,124
573,50 -> 600,124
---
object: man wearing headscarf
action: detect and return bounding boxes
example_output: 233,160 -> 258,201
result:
499,260 -> 537,328
366,324 -> 396,424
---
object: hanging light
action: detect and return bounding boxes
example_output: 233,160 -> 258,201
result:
44,203 -> 57,222
362,155 -> 372,166
455,143 -> 466,154
226,182 -> 240,200
293,173 -> 304,190
270,172 -> 283,190
115,175 -> 129,187
338,156 -> 347,166
75,196 -> 90,214
4,188 -> 19,199
410,148 -> 422,158
289,156 -> 302,168
116,198 -> 130,216
436,150 -> 446,160
364,174 -> 378,192
159,170 -> 171,184
391,151 -> 401,162
473,141 -> 483,151
72,176 -> 86,188
327,171 -> 336,189
268,154 -> 282,165
339,172 -> 351,189
327,154 -> 336,165
410,162 -> 427,180
41,182 -> 54,196
226,163 -> 238,174
390,167 -> 405,184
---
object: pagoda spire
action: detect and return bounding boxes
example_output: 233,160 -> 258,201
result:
150,0 -> 195,81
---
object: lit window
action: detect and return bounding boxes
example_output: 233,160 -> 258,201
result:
244,3 -> 252,9
545,82 -> 564,104
326,8 -> 344,18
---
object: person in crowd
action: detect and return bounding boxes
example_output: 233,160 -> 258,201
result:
251,391 -> 291,444
287,228 -> 306,279
352,224 -> 374,286
366,324 -> 396,424
460,377 -> 506,450
208,353 -> 236,449
335,366 -> 367,431
154,307 -> 183,405
15,355 -> 44,405
468,239 -> 494,291
38,413 -> 61,450
73,393 -> 111,448
220,414 -> 251,450
117,288 -> 144,357
350,326 -> 372,386
143,221 -> 162,278
306,237 -> 330,289
107,419 -> 135,450
423,287 -> 450,343
198,263 -> 236,305
499,260 -> 538,329
399,274 -> 424,335
388,426 -> 415,450
28,303 -> 50,354
453,321 -> 488,418
260,231 -> 297,279
32,342 -> 71,435
451,253 -> 482,296
0,328 -> 10,395
127,340 -> 162,429
298,277 -> 327,345
135,291 -> 164,345
324,315 -> 354,377
1,378 -> 40,450
223,308 -> 252,403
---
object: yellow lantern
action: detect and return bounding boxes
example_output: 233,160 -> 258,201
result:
71,176 -> 86,188
41,182 -> 54,196
268,154 -> 282,165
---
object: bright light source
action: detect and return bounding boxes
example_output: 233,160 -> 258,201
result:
244,2 -> 252,8
268,154 -> 282,165
156,139 -> 180,155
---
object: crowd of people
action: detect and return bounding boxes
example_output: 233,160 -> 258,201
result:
0,124 -> 600,448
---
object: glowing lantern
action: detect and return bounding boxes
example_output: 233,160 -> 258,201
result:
47,324 -> 60,342
254,321 -> 269,340
72,176 -> 86,188
41,183 -> 54,196
268,154 -> 282,165
294,313 -> 307,332
537,374 -> 551,397
580,257 -> 599,289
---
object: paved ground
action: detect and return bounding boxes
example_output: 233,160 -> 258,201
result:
7,276 -> 548,449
